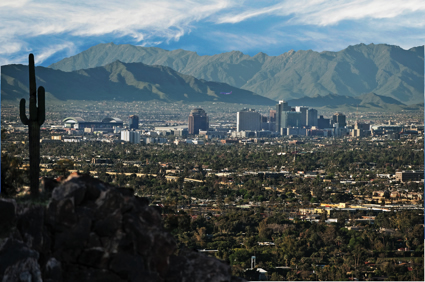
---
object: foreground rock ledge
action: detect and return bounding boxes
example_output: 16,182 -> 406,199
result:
0,174 -> 245,282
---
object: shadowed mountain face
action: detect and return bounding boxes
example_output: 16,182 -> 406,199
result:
49,43 -> 424,105
1,61 -> 276,105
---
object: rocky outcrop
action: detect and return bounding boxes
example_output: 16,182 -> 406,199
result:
165,248 -> 245,282
0,174 -> 244,282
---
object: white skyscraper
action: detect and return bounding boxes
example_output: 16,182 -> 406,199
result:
121,130 -> 141,144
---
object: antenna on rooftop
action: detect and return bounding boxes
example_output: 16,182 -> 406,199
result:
356,104 -> 359,124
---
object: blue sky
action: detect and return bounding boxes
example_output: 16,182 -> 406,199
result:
1,0 -> 424,67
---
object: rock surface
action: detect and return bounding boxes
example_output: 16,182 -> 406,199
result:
0,174 -> 245,281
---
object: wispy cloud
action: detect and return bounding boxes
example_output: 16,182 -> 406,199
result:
216,0 -> 425,27
0,0 -> 423,66
0,0 -> 234,64
300,0 -> 425,26
207,31 -> 280,52
214,0 -> 425,53
215,2 -> 289,24
34,43 -> 76,65
0,42 -> 23,55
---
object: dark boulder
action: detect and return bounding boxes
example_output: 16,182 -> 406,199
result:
0,174 -> 246,281
44,257 -> 62,281
166,248 -> 234,282
16,206 -> 44,252
2,257 -> 42,282
0,199 -> 17,238
0,238 -> 40,277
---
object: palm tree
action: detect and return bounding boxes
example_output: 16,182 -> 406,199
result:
284,254 -> 289,267
335,235 -> 343,249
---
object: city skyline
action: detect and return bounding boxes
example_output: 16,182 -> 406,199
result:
1,1 -> 423,279
1,85 -> 423,281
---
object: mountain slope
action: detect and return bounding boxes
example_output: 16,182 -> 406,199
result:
286,92 -> 423,112
49,43 -> 424,104
1,61 -> 276,105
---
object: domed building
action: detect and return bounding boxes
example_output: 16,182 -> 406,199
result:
63,117 -> 123,133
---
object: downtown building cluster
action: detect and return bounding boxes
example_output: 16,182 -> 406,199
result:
50,105 -> 423,145
234,101 -> 347,138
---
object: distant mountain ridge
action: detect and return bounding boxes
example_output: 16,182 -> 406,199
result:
287,92 -> 423,112
1,60 -> 276,105
49,43 -> 424,105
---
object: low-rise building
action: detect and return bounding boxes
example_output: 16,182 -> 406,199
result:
395,171 -> 424,182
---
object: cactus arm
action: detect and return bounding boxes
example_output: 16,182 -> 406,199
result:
19,98 -> 29,125
37,86 -> 45,125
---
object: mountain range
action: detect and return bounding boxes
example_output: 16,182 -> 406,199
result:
49,42 -> 424,105
1,60 -> 275,105
287,93 -> 423,112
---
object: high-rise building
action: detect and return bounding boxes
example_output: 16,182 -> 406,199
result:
121,130 -> 141,144
275,100 -> 291,132
128,115 -> 139,129
332,113 -> 346,127
281,111 -> 303,128
269,110 -> 276,122
188,108 -> 209,135
260,115 -> 269,130
295,106 -> 308,127
318,115 -> 330,129
351,122 -> 370,137
237,109 -> 261,132
307,109 -> 318,127
355,122 -> 370,131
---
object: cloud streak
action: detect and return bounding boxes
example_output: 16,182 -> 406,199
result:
216,0 -> 425,27
207,31 -> 281,53
9,1 -> 201,37
0,0 -> 423,66
34,43 -> 76,65
0,0 -> 234,64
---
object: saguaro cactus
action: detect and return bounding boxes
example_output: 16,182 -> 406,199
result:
19,54 -> 45,197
